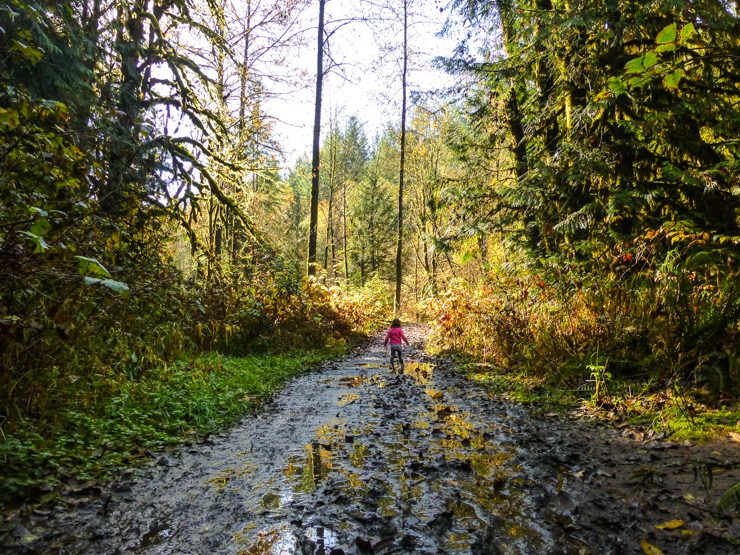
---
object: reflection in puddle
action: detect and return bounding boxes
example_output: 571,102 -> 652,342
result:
349,442 -> 368,467
305,526 -> 340,552
261,492 -> 281,510
284,442 -> 332,493
237,526 -> 292,554
238,525 -> 340,555
140,519 -> 174,548
316,420 -> 345,440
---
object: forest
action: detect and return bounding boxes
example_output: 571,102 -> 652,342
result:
0,0 -> 738,551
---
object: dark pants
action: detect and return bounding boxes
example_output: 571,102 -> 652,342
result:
390,344 -> 404,369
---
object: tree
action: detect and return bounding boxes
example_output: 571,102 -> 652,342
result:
394,0 -> 409,314
443,0 -> 739,276
307,0 -> 327,276
351,130 -> 398,285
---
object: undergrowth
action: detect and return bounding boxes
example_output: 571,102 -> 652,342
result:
0,345 -> 348,507
427,263 -> 739,441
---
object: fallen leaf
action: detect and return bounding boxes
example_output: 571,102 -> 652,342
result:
640,539 -> 664,554
655,519 -> 684,530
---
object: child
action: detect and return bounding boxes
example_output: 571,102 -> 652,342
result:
384,318 -> 410,371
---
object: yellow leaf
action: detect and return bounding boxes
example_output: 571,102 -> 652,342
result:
656,519 -> 684,530
425,388 -> 444,399
640,539 -> 665,554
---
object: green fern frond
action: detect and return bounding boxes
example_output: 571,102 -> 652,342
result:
718,482 -> 740,513
553,203 -> 597,234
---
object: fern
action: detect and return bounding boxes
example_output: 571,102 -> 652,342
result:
718,482 -> 740,513
553,203 -> 598,234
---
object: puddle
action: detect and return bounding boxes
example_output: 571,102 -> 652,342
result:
260,374 -> 542,553
238,525 -> 341,555
139,519 -> 175,548
284,442 -> 333,494
261,492 -> 282,510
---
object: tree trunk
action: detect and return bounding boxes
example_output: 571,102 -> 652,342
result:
534,0 -> 559,158
324,120 -> 337,279
307,0 -> 326,276
238,0 -> 252,140
104,0 -> 146,217
342,178 -> 349,285
394,0 -> 408,315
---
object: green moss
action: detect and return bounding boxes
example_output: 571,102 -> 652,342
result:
0,344 -> 348,507
461,362 -> 578,408
629,405 -> 740,441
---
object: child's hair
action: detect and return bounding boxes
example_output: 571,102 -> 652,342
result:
391,318 -> 401,328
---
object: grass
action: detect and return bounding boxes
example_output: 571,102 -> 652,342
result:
461,361 -> 578,408
0,343 -> 349,507
459,361 -> 739,442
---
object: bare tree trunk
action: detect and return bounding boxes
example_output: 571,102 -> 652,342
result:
324,119 -> 337,279
342,178 -> 349,285
414,252 -> 419,321
394,0 -> 408,315
307,0 -> 326,276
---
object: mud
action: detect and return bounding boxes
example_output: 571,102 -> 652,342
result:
2,327 -> 738,554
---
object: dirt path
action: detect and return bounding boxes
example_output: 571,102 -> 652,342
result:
3,327 -> 738,554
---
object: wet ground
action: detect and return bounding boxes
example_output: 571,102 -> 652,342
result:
2,327 -> 738,554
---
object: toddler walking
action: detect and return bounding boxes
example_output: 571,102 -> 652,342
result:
384,318 -> 410,371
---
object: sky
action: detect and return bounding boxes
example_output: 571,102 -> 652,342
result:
265,0 -> 460,165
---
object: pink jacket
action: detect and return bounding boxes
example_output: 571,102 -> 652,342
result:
384,327 -> 409,347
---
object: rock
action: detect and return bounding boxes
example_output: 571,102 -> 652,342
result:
156,456 -> 175,467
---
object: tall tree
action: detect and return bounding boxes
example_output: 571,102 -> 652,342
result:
394,0 -> 409,314
307,0 -> 327,276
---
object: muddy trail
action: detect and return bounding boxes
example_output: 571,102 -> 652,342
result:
3,328 -> 738,554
